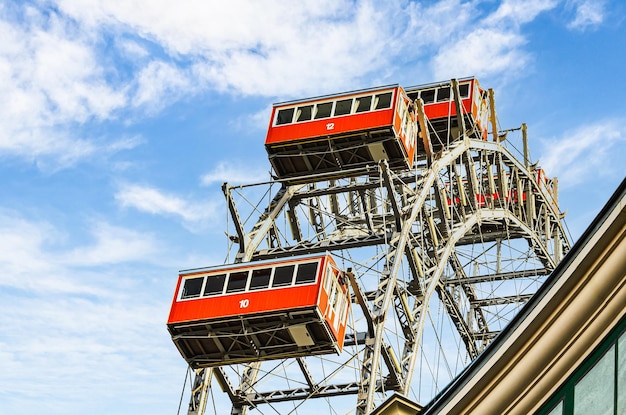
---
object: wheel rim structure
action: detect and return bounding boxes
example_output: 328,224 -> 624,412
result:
186,136 -> 569,415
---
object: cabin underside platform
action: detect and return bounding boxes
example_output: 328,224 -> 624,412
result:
266,128 -> 410,181
168,307 -> 340,368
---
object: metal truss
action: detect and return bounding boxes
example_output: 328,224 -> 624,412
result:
185,135 -> 570,415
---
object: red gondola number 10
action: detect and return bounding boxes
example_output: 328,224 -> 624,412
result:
239,299 -> 250,309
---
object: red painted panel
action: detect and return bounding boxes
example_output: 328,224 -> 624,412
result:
316,258 -> 350,349
168,254 -> 332,325
167,252 -> 353,354
167,282 -> 321,324
265,109 -> 395,145
423,97 -> 473,119
394,94 -> 417,163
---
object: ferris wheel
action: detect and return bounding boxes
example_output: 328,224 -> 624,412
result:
168,78 -> 570,415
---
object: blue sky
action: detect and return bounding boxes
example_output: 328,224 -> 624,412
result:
0,0 -> 624,414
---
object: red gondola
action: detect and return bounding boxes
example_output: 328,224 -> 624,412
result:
265,85 -> 418,180
167,253 -> 350,368
406,77 -> 489,143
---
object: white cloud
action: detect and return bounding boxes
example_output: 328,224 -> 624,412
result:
187,1 -> 394,97
0,210 -> 60,275
239,104 -> 274,132
54,0 -> 398,98
55,0 -> 349,56
567,0 -> 605,30
1,1 -> 409,167
201,160 -> 271,186
0,275 -> 180,414
0,279 -> 183,411
61,221 -> 161,266
131,60 -> 193,113
428,0 -> 558,81
31,134 -> 145,173
0,209 -> 182,413
0,0 -> 603,169
432,28 -> 528,80
489,0 -> 559,25
405,0 -> 475,48
538,119 -> 626,188
117,38 -> 150,59
0,10 -> 125,120
0,6 -> 130,167
0,210 -> 163,293
115,183 -> 220,227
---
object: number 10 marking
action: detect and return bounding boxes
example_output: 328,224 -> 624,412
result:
239,299 -> 249,308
